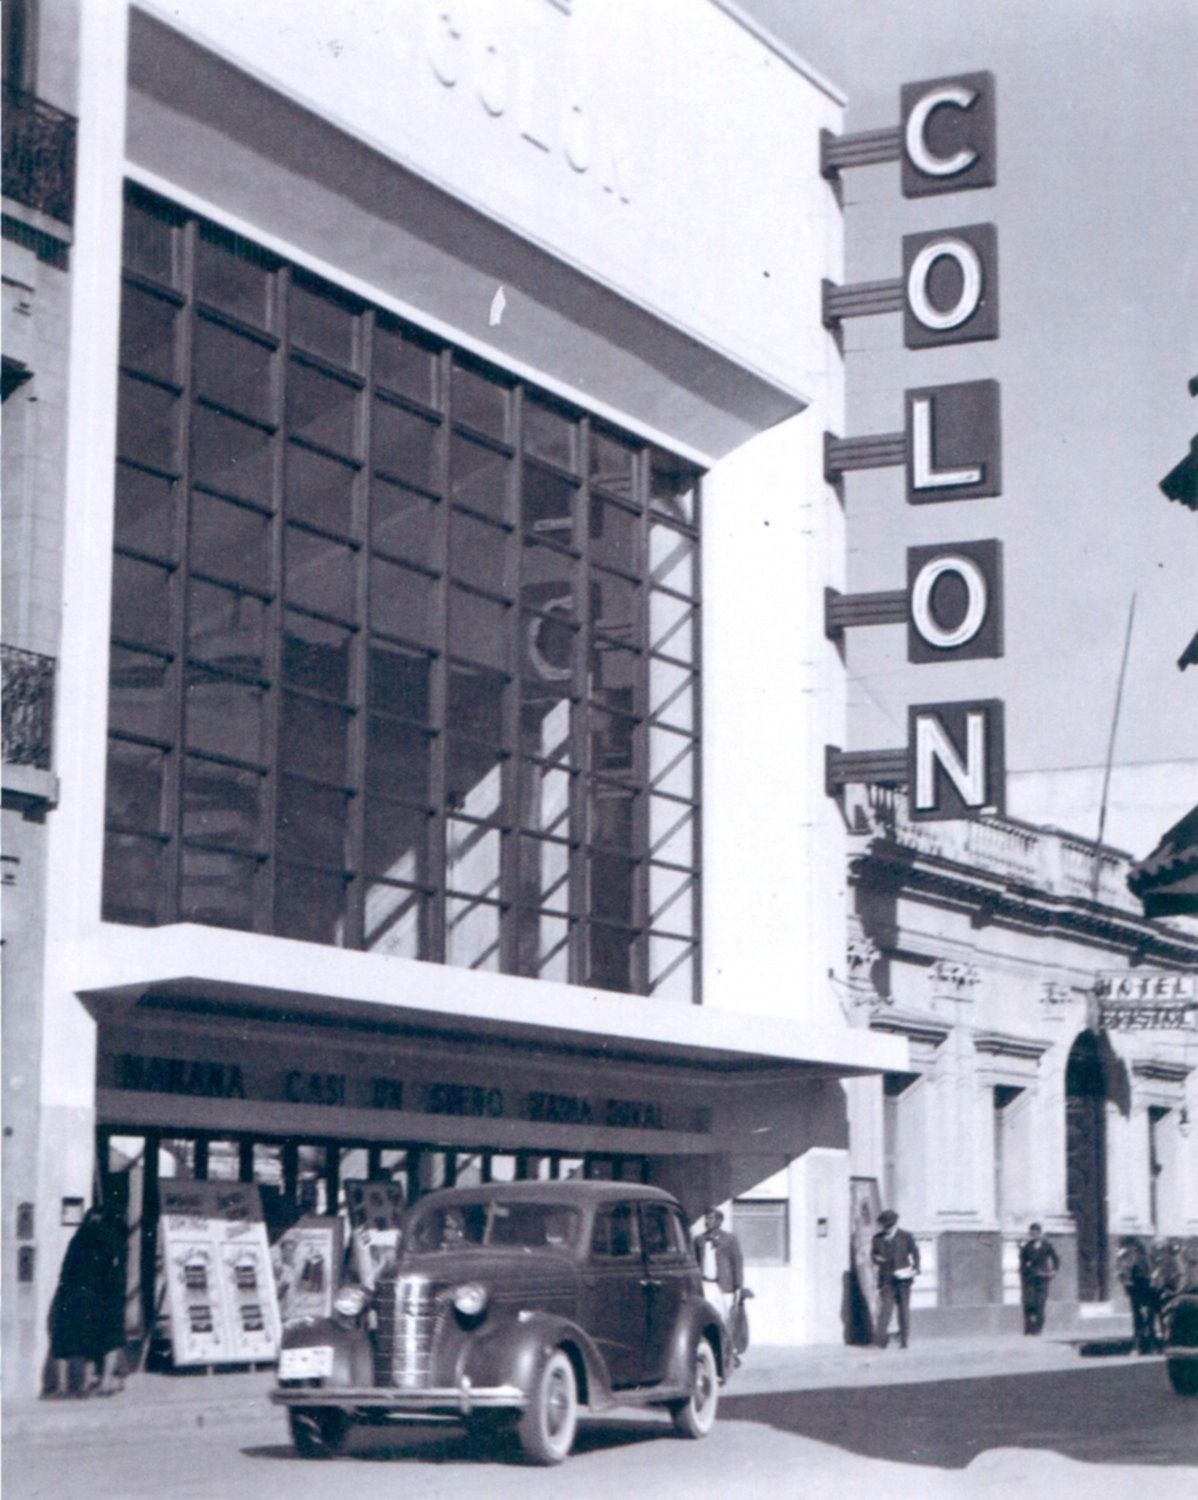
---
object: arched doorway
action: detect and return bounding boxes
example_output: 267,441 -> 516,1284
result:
1065,1030 -> 1109,1301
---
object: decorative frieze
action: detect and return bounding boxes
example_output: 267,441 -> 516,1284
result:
928,959 -> 981,999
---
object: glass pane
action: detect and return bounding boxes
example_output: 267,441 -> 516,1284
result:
191,492 -> 270,591
732,1201 -> 788,1266
517,910 -> 570,982
648,934 -> 695,1001
105,740 -> 164,830
649,656 -> 695,732
120,285 -> 179,383
520,762 -> 571,838
450,435 -> 509,522
187,581 -> 267,678
649,863 -> 695,935
374,319 -> 438,406
447,819 -> 501,898
286,445 -> 356,535
523,463 -> 575,540
373,400 -> 438,490
448,587 -> 510,670
364,880 -> 425,958
650,521 -> 696,598
649,589 -> 694,660
180,845 -> 257,930
518,834 -> 570,910
524,399 -> 577,471
649,726 -> 695,799
368,641 -> 431,721
195,318 -> 274,424
192,406 -> 274,503
590,569 -> 639,642
274,863 -> 348,945
447,663 -> 505,742
115,465 -> 177,561
108,647 -> 172,741
589,639 -> 637,714
111,553 -> 172,651
588,780 -> 636,850
589,851 -> 635,922
183,758 -> 261,849
445,895 -> 501,970
371,480 -> 437,567
589,497 -> 639,574
280,692 -> 350,783
290,277 -> 358,369
590,429 -> 636,500
650,450 -> 697,524
446,738 -> 503,818
649,795 -> 695,867
367,718 -> 431,802
196,229 -> 273,327
278,776 -> 349,864
283,613 -> 352,699
117,376 -> 178,471
364,799 -> 427,881
587,922 -> 633,993
369,557 -> 436,646
589,706 -> 636,776
123,197 -> 180,286
520,694 -> 573,766
287,361 -> 358,457
102,833 -> 166,924
185,670 -> 266,761
450,509 -> 508,593
285,526 -> 356,620
451,364 -> 509,439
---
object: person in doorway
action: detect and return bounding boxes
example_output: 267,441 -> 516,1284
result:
694,1209 -> 746,1364
49,1204 -> 126,1397
1116,1235 -> 1157,1353
1018,1222 -> 1060,1335
871,1209 -> 920,1349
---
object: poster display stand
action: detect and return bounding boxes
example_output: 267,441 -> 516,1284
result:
272,1216 -> 342,1324
344,1180 -> 406,1289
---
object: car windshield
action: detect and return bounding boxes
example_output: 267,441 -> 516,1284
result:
409,1199 -> 581,1254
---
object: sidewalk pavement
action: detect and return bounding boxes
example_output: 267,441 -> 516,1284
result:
4,1329 -> 1153,1446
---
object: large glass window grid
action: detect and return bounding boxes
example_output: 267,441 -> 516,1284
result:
105,185 -> 701,998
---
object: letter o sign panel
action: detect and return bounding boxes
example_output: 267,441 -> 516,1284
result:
901,72 -> 996,198
903,224 -> 999,349
907,539 -> 1003,664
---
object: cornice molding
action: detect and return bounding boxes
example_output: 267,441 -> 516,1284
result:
1131,1059 -> 1193,1084
869,1011 -> 949,1048
973,1031 -> 1052,1061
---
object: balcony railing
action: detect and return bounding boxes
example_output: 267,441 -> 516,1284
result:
2,644 -> 55,770
2,84 -> 77,226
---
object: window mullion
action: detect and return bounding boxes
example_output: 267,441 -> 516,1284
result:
344,308 -> 373,950
426,348 -> 452,962
632,446 -> 650,994
260,265 -> 288,932
570,418 -> 591,984
499,385 -> 524,974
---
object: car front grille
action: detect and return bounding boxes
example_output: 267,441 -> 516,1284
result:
374,1274 -> 439,1388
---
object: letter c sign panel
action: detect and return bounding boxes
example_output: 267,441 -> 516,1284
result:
907,539 -> 1003,663
903,224 -> 998,349
901,72 -> 996,198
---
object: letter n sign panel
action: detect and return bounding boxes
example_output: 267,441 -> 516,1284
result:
908,699 -> 1005,821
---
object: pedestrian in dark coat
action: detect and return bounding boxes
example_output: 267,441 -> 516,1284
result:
871,1209 -> 920,1349
1116,1236 -> 1157,1353
49,1206 -> 126,1396
1018,1222 -> 1059,1335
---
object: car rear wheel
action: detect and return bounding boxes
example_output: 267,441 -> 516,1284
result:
517,1349 -> 578,1465
671,1337 -> 719,1438
289,1406 -> 351,1458
1167,1359 -> 1198,1396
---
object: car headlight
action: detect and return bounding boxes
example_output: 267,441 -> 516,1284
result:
451,1282 -> 489,1318
333,1286 -> 368,1318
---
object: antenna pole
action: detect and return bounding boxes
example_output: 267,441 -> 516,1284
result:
1092,594 -> 1137,900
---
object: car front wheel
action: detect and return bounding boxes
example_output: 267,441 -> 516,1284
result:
1167,1358 -> 1198,1396
289,1406 -> 351,1458
671,1336 -> 719,1438
517,1348 -> 578,1465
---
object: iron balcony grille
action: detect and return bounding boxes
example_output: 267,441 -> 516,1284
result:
2,84 -> 77,226
2,644 -> 55,769
374,1274 -> 439,1389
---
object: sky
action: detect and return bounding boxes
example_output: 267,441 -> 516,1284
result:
741,0 -> 1198,854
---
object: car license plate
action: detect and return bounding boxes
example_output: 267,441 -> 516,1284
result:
278,1345 -> 334,1380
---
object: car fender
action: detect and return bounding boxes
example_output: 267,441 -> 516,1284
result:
279,1314 -> 373,1388
1165,1291 -> 1198,1351
664,1297 -> 729,1387
459,1310 -> 612,1408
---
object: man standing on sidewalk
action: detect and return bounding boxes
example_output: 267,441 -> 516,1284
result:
871,1209 -> 920,1349
695,1209 -> 746,1363
1019,1222 -> 1060,1335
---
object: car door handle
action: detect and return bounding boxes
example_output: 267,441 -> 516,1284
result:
640,1277 -> 663,1288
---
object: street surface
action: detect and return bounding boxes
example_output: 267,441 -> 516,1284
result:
6,1355 -> 1196,1500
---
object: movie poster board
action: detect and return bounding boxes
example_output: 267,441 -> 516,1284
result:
344,1179 -> 406,1289
158,1181 -> 281,1366
849,1176 -> 882,1344
272,1216 -> 342,1324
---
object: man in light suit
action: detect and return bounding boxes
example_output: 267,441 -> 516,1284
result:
871,1208 -> 920,1349
694,1209 -> 746,1361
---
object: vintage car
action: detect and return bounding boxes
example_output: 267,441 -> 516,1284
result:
272,1180 -> 732,1464
1164,1290 -> 1198,1396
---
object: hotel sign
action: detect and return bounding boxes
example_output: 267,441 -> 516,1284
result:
823,72 -> 1007,820
1095,971 -> 1198,1031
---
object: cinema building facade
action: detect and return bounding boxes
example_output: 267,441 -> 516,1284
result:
1,0 -> 911,1395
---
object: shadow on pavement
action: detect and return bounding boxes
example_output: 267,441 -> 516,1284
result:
720,1362 -> 1197,1469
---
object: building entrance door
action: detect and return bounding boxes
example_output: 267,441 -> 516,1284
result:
1065,1031 -> 1109,1302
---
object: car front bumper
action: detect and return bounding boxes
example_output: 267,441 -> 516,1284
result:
272,1382 -> 528,1418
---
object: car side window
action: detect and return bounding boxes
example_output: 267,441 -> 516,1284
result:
591,1203 -> 639,1260
641,1203 -> 688,1261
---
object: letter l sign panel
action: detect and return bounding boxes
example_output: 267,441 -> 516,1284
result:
908,699 -> 1005,820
